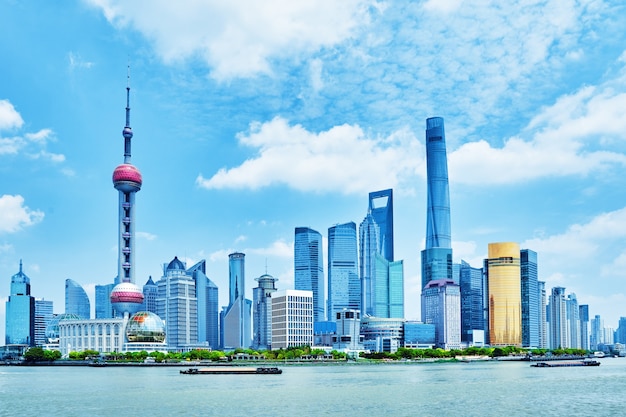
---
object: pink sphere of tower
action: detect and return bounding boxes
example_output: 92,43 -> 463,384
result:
110,281 -> 144,315
113,163 -> 142,193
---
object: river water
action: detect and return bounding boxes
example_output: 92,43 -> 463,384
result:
1,358 -> 625,416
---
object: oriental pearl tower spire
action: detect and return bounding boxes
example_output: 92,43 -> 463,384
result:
110,68 -> 145,316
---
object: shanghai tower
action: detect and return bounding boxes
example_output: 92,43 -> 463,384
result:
421,117 -> 453,289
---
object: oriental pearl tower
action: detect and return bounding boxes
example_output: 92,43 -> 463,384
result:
110,71 -> 145,316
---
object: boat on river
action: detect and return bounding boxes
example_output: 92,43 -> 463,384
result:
180,366 -> 282,375
531,360 -> 600,368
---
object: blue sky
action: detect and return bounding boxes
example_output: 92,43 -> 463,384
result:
2,0 -> 626,341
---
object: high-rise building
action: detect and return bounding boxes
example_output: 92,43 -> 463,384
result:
520,249 -> 539,348
156,257 -> 198,349
253,273 -> 278,350
579,305 -> 590,349
221,252 -> 251,349
327,222 -> 360,321
538,281 -> 547,349
333,309 -> 363,351
567,293 -> 580,349
359,189 -> 404,318
421,117 -> 453,290
109,74 -> 144,316
294,227 -> 324,323
188,260 -> 219,349
95,283 -> 115,319
615,317 -> 626,345
65,278 -> 90,319
5,261 -> 35,346
421,279 -> 461,350
34,299 -> 53,346
458,260 -> 485,343
590,315 -> 604,351
271,289 -> 313,349
142,276 -> 158,314
485,242 -> 521,346
548,287 -> 568,349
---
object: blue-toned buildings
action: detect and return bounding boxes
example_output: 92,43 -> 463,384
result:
142,276 -> 158,314
590,314 -> 603,351
221,252 -> 252,349
188,260 -> 219,349
403,321 -> 436,349
294,227 -> 325,323
458,260 -> 485,343
65,278 -> 90,319
327,222 -> 360,321
579,304 -> 590,349
34,299 -> 53,346
156,257 -> 198,349
421,117 -> 453,289
548,287 -> 568,349
359,189 -> 404,318
521,249 -> 540,348
253,273 -> 278,350
95,283 -> 115,319
5,261 -> 35,346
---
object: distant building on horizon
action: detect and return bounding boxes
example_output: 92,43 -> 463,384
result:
5,261 -> 35,346
579,304 -> 590,350
327,222 -> 360,321
65,278 -> 90,320
294,227 -> 325,323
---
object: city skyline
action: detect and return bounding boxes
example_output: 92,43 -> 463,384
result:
2,1 -> 626,341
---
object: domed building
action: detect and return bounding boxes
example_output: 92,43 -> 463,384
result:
126,311 -> 166,343
45,313 -> 82,344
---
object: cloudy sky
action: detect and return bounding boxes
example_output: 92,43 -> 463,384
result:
2,0 -> 626,340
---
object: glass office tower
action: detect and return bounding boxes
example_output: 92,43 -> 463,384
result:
360,189 -> 403,318
327,222 -> 360,321
520,249 -> 539,348
5,261 -> 35,346
65,278 -> 91,319
421,117 -> 453,289
34,299 -> 53,346
188,260 -> 219,349
485,242 -> 521,347
294,227 -> 325,323
253,273 -> 278,350
459,260 -> 485,343
220,252 -> 251,349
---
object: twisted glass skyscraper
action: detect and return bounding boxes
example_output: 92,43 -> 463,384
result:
421,117 -> 453,289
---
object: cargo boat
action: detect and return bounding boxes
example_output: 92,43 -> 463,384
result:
531,360 -> 600,368
180,367 -> 282,375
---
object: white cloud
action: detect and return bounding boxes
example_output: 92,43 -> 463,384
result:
0,100 -> 24,131
29,150 -> 65,163
449,82 -> 626,185
0,195 -> 44,234
136,231 -> 157,241
68,52 -> 94,70
0,137 -> 24,155
197,117 -> 421,194
86,0 -> 374,80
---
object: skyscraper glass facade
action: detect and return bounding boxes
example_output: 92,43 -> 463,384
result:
34,299 -> 53,346
5,262 -> 35,346
142,276 -> 158,314
521,249 -> 539,348
549,287 -> 568,349
327,222 -> 360,321
188,260 -> 219,349
421,279 -> 461,349
360,189 -> 403,317
65,278 -> 90,319
95,283 -> 115,319
424,117 -> 451,251
221,252 -> 251,349
485,242 -> 521,346
459,260 -> 485,343
294,227 -> 325,323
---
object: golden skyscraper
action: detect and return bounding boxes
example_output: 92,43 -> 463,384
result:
487,242 -> 521,346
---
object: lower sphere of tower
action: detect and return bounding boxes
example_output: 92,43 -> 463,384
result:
110,282 -> 144,315
112,164 -> 142,192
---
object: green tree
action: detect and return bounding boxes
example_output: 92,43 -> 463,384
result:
24,347 -> 46,362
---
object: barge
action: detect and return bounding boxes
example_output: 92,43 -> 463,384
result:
531,360 -> 600,368
180,366 -> 282,375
